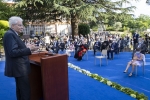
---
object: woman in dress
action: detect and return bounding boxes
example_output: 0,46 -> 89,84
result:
123,48 -> 143,76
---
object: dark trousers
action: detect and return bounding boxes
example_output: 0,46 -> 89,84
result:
114,48 -> 119,54
93,47 -> 100,55
107,50 -> 114,59
15,75 -> 30,100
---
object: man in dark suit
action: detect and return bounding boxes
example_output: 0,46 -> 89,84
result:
59,40 -> 66,52
133,32 -> 139,50
51,39 -> 59,53
113,40 -> 119,54
107,41 -> 115,60
93,37 -> 101,56
3,16 -> 38,100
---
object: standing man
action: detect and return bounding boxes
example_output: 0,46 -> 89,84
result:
3,16 -> 38,100
107,41 -> 114,60
133,31 -> 139,50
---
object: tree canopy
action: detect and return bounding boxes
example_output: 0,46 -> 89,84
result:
0,0 -> 16,20
13,0 -> 138,39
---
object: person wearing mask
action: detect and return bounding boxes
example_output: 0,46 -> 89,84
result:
93,37 -> 101,56
74,39 -> 81,53
74,38 -> 88,61
44,33 -> 50,46
133,31 -> 139,50
3,16 -> 38,100
132,38 -> 147,58
113,40 -> 119,54
107,41 -> 114,60
123,48 -> 143,76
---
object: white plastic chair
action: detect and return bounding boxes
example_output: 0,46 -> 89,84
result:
135,54 -> 145,76
95,49 -> 108,66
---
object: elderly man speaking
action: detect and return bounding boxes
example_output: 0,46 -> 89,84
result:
3,16 -> 38,100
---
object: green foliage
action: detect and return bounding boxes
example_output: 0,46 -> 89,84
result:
118,28 -> 124,32
113,22 -> 122,31
78,23 -> 90,36
89,21 -> 98,32
13,0 -> 139,40
0,1 -> 16,20
121,33 -> 126,38
0,20 -> 8,49
139,31 -> 145,38
106,26 -> 114,31
89,21 -> 97,29
91,26 -> 98,32
0,29 -> 6,47
89,21 -> 98,31
0,29 -> 6,37
0,20 -> 9,30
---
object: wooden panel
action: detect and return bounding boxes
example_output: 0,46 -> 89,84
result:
29,53 -> 69,100
29,63 -> 43,100
41,54 -> 69,100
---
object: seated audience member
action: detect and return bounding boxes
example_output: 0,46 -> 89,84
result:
74,39 -> 81,53
74,39 -> 89,61
65,41 -> 75,56
44,33 -> 50,46
93,37 -> 101,55
132,38 -> 147,58
101,42 -> 107,51
123,48 -> 143,76
107,41 -> 114,60
51,39 -> 59,53
59,40 -> 66,52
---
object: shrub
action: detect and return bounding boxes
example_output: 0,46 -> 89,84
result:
0,20 -> 9,30
106,27 -> 114,31
91,26 -> 98,32
78,23 -> 90,36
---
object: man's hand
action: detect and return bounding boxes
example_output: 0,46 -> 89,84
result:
26,43 -> 39,51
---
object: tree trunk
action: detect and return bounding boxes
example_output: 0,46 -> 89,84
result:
71,14 -> 78,40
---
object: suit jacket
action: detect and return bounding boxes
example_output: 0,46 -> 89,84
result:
93,41 -> 101,50
135,43 -> 147,54
93,41 -> 101,47
108,43 -> 114,51
3,28 -> 31,77
113,42 -> 118,50
133,33 -> 139,44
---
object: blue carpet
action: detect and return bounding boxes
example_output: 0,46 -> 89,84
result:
0,51 -> 150,100
0,61 -> 16,100
68,67 -> 135,100
68,51 -> 150,99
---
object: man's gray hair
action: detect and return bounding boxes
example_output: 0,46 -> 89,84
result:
9,16 -> 23,28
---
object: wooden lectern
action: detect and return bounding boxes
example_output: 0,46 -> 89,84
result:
29,52 -> 69,100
